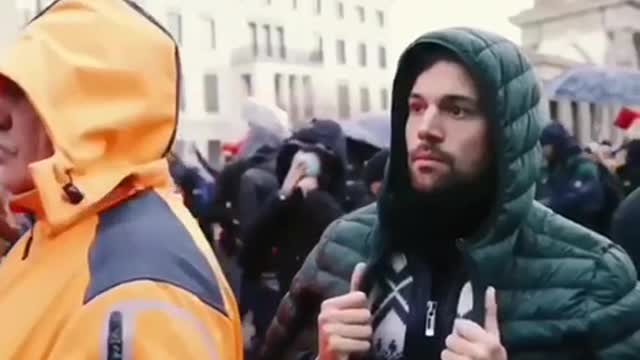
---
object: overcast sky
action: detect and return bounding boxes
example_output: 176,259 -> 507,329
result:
390,0 -> 535,62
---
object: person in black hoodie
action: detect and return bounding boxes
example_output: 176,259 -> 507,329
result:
538,122 -> 606,233
240,119 -> 346,295
239,119 -> 346,355
616,139 -> 640,195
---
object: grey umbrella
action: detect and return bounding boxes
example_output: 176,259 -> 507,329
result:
546,65 -> 640,105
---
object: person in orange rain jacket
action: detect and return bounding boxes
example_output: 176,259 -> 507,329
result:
0,0 -> 244,359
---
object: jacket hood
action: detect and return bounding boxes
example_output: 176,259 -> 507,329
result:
379,28 -> 543,248
1,0 -> 180,232
276,119 -> 348,197
540,122 -> 581,161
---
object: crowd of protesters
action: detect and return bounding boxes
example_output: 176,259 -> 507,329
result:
1,1 -> 640,359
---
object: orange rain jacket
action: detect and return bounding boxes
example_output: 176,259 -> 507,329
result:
0,0 -> 243,359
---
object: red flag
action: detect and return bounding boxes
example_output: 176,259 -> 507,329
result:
615,107 -> 640,130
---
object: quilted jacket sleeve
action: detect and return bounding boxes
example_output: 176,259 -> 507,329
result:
259,220 -> 344,360
586,243 -> 640,359
259,211 -> 374,360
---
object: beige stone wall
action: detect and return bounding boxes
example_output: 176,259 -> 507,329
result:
516,2 -> 639,146
0,1 -> 20,56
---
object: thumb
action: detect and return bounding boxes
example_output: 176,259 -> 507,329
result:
350,263 -> 367,292
484,286 -> 500,336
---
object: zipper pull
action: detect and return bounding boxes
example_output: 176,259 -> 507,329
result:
425,300 -> 438,337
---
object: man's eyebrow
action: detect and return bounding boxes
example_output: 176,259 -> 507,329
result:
441,94 -> 478,106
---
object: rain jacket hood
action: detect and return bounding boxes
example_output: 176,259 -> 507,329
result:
1,0 -> 178,233
0,2 -> 244,359
379,28 -> 542,249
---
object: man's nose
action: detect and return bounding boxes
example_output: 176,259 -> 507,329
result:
417,106 -> 443,142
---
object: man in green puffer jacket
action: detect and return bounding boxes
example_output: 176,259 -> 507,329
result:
260,28 -> 640,360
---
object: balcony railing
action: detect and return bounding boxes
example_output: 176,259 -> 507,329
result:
231,46 -> 324,66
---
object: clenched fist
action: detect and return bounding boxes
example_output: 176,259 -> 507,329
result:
318,263 -> 372,360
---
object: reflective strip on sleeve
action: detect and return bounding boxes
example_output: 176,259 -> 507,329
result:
101,300 -> 221,360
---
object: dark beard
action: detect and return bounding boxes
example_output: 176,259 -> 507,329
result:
387,164 -> 496,263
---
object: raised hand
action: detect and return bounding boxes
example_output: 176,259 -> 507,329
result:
318,263 -> 372,360
441,287 -> 507,360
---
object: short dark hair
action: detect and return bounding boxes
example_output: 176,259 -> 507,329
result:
406,46 -> 487,118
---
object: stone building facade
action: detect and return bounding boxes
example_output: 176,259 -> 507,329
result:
512,0 -> 640,145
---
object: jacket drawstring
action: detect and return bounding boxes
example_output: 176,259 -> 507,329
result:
21,231 -> 33,260
62,170 -> 84,205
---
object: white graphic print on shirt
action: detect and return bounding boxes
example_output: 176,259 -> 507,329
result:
370,254 -> 474,360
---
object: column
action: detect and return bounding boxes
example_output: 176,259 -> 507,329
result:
558,99 -> 573,132
578,102 -> 592,144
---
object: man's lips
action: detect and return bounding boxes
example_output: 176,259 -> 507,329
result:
411,151 -> 446,163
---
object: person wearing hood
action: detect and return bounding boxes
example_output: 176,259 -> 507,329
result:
0,1 -> 243,359
616,139 -> 640,195
363,148 -> 390,198
240,119 -> 347,295
236,122 -> 286,236
259,28 -> 640,360
538,122 -> 605,233
209,124 -> 284,258
239,119 -> 346,353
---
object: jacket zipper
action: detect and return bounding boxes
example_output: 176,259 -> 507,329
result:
425,300 -> 438,337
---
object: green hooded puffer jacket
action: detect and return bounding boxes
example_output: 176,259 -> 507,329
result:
260,28 -> 640,360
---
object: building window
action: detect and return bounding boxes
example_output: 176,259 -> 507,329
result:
275,73 -> 284,108
289,75 -> 300,123
549,100 -> 558,120
277,26 -> 286,58
263,25 -> 273,56
36,0 -> 44,11
314,34 -> 324,63
180,76 -> 186,111
376,10 -> 385,27
356,6 -> 365,23
360,87 -> 371,112
378,46 -> 387,68
292,0 -> 298,9
242,74 -> 253,97
207,140 -> 221,166
358,43 -> 367,67
204,74 -> 219,113
315,0 -> 322,14
337,2 -> 344,19
303,76 -> 314,118
173,139 -> 186,157
249,22 -> 258,55
336,40 -> 346,64
207,19 -> 216,49
633,32 -> 640,67
381,88 -> 389,110
167,11 -> 183,45
338,83 -> 351,118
